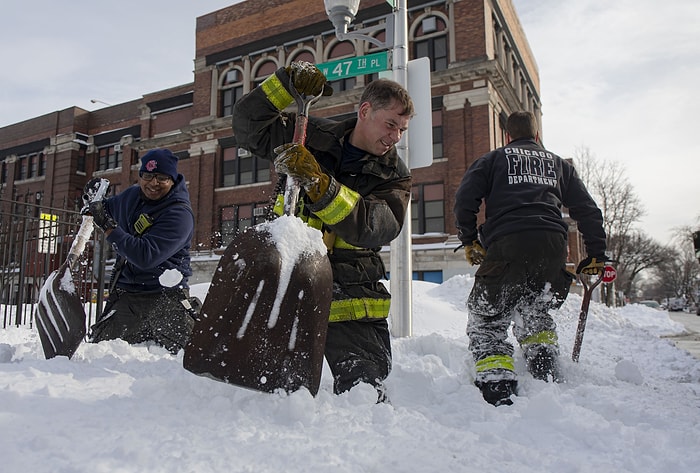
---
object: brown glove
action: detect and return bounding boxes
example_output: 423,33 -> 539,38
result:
274,143 -> 330,202
285,62 -> 333,97
464,240 -> 486,265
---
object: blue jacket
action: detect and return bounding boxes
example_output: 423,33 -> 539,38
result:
104,175 -> 194,291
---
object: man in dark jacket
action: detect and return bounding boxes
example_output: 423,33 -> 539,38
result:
454,111 -> 606,406
86,148 -> 196,354
233,62 -> 414,400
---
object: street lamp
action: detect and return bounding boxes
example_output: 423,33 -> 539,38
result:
324,0 -> 413,337
323,0 -> 393,49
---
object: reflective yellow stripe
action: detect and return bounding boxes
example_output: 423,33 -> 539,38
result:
329,298 -> 390,322
521,330 -> 558,347
260,74 -> 294,110
273,194 -> 285,216
306,215 -> 323,230
314,185 -> 359,225
333,236 -> 360,250
475,355 -> 515,373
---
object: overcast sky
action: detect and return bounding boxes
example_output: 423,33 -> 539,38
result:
2,0 -> 698,243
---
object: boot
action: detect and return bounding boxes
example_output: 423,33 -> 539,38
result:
527,348 -> 561,382
475,379 -> 518,406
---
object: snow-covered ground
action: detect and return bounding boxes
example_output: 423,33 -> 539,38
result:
1,275 -> 699,473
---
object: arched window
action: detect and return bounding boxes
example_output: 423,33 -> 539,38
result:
289,49 -> 316,65
253,59 -> 279,88
220,67 -> 244,117
413,14 -> 448,72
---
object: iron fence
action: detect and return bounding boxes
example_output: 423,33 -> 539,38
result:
0,198 -> 108,329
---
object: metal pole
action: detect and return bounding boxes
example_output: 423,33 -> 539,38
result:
389,0 -> 412,337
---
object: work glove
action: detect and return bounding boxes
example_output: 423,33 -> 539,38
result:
285,62 -> 333,97
464,240 -> 486,266
274,143 -> 331,202
83,199 -> 118,232
576,256 -> 605,275
81,177 -> 107,213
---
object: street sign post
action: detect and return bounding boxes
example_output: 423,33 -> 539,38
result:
317,51 -> 389,81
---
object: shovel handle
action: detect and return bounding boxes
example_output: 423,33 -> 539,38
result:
572,273 -> 603,362
283,88 -> 321,216
65,178 -> 110,270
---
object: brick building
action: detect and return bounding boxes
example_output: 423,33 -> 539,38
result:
0,0 -> 585,284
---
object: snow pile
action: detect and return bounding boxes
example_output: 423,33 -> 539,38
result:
1,276 -> 699,473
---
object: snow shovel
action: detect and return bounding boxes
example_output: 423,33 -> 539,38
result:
184,91 -> 333,396
571,273 -> 602,362
572,264 -> 616,362
35,178 -> 110,359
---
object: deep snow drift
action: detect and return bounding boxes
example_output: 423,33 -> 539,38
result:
1,275 -> 699,473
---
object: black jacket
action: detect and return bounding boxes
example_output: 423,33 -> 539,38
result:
454,138 -> 606,257
232,68 -> 411,321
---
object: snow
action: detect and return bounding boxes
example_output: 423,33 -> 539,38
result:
159,268 -> 184,288
2,275 -> 700,472
256,215 -> 327,329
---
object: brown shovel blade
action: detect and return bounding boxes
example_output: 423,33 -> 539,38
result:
35,263 -> 87,359
184,227 -> 332,396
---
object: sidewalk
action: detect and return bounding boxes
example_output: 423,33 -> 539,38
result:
666,311 -> 700,359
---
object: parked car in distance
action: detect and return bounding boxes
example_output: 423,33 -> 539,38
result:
666,298 -> 686,312
638,300 -> 663,310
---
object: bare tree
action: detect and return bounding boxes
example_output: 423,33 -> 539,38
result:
573,146 -> 646,305
652,226 -> 700,307
610,231 -> 668,300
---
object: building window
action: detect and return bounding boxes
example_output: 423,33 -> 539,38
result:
16,155 -> 27,180
220,203 -> 268,247
1,161 -> 7,184
221,68 -> 244,117
253,60 -> 279,89
414,270 -> 443,284
77,147 -> 86,173
327,41 -> 357,92
432,109 -> 443,159
222,146 -> 271,187
413,15 -> 448,72
28,154 -> 37,177
290,50 -> 315,65
38,153 -> 46,176
411,183 -> 445,234
97,145 -> 122,171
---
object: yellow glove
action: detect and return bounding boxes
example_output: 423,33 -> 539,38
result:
285,62 -> 333,97
576,256 -> 605,275
274,143 -> 330,202
464,240 -> 486,265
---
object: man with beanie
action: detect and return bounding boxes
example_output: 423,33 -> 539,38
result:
85,148 -> 197,354
233,62 -> 414,402
454,111 -> 607,406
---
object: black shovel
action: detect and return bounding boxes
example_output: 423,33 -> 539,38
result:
184,91 -> 333,396
35,179 -> 109,359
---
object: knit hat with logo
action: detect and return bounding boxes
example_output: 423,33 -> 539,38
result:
140,149 -> 178,181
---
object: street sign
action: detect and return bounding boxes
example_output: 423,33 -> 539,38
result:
602,265 -> 617,283
317,51 -> 390,81
39,213 -> 58,254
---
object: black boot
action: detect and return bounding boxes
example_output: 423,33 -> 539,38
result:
475,379 -> 518,406
527,348 -> 561,382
